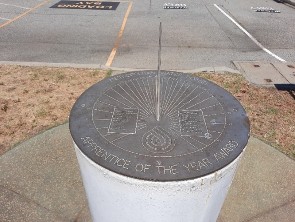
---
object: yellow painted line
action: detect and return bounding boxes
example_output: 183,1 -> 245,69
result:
105,1 -> 133,67
0,0 -> 51,29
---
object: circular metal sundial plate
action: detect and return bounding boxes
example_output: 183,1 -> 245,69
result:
69,71 -> 250,181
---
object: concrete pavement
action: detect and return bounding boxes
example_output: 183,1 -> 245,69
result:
1,0 -> 295,70
234,61 -> 295,86
0,123 -> 294,222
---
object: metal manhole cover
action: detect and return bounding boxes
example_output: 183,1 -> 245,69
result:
69,71 -> 250,181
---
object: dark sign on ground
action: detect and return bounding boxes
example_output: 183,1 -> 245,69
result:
51,1 -> 120,10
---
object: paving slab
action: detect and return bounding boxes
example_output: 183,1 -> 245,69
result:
234,61 -> 289,86
1,123 -> 294,222
218,137 -> 295,222
243,199 -> 295,222
272,62 -> 295,84
0,186 -> 67,222
75,205 -> 92,222
0,124 -> 88,221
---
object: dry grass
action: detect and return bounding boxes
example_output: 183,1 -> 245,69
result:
0,65 -> 106,155
0,65 -> 294,160
195,72 -> 295,160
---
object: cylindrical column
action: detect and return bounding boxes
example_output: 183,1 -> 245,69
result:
75,144 -> 244,222
69,71 -> 250,222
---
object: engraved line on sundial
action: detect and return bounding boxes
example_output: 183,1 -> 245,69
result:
118,84 -> 150,115
162,80 -> 189,116
135,79 -> 154,115
165,87 -> 204,118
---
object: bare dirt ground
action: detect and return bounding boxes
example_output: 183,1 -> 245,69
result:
0,65 -> 294,159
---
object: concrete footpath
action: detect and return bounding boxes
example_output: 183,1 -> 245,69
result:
0,123 -> 294,222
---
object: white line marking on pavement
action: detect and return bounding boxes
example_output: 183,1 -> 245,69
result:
0,3 -> 31,10
0,17 -> 10,20
0,0 -> 50,29
214,4 -> 286,62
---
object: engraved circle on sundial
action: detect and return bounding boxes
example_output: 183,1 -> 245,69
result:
92,73 -> 226,157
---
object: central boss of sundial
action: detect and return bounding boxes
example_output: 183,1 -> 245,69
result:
70,71 -> 250,181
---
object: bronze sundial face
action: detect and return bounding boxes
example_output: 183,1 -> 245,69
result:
69,71 -> 250,181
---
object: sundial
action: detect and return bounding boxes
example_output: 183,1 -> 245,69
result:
69,70 -> 250,181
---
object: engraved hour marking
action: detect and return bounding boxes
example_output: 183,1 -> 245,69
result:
163,82 -> 190,116
166,88 -> 203,118
120,84 -> 150,115
185,96 -> 214,110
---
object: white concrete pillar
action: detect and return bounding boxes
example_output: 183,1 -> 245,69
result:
75,144 -> 244,222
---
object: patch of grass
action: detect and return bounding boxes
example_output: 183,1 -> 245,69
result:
42,99 -> 50,104
232,77 -> 243,93
264,129 -> 276,140
36,108 -> 47,118
291,144 -> 295,154
90,70 -> 101,77
31,73 -> 39,80
266,107 -> 278,115
105,69 -> 113,78
56,73 -> 65,81
223,82 -> 230,89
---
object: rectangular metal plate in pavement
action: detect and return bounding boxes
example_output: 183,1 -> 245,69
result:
234,61 -> 289,86
51,1 -> 120,10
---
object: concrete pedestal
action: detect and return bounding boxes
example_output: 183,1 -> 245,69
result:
70,71 -> 250,222
75,144 -> 243,222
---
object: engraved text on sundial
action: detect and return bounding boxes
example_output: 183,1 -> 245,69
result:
108,108 -> 138,134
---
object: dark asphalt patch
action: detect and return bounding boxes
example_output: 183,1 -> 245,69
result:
51,1 -> 120,10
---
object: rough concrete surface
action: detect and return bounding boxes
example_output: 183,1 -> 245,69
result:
0,186 -> 67,222
0,124 -> 88,221
218,137 -> 295,222
1,123 -> 294,221
272,62 -> 295,84
1,0 -> 295,69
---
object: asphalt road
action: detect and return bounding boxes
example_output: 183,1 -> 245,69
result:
0,0 -> 294,70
